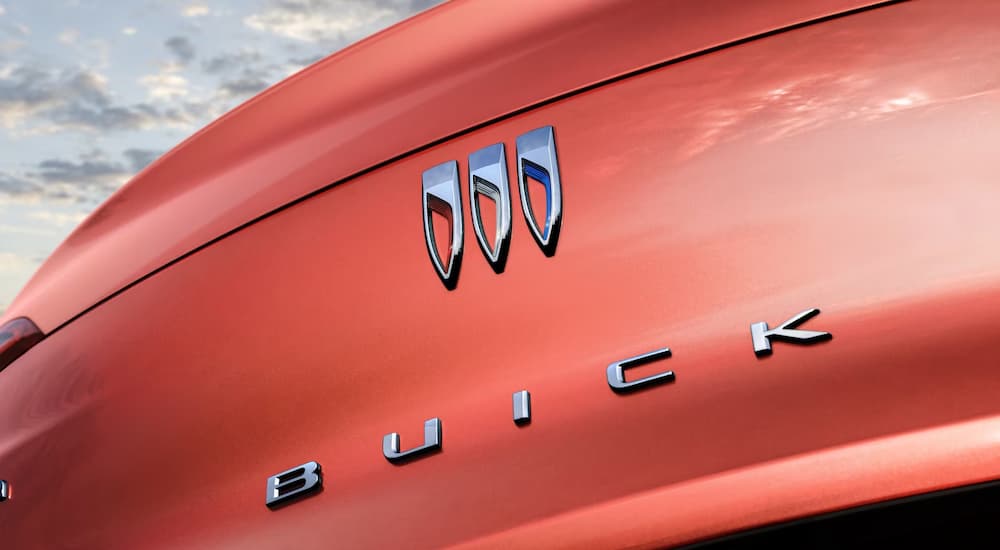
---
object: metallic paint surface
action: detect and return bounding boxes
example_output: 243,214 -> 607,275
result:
2,0 -> 1000,548
2,0 -> 891,332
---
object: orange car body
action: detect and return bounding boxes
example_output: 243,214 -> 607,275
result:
2,0 -> 1000,547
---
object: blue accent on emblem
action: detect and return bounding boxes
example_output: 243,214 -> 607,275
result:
521,160 -> 552,240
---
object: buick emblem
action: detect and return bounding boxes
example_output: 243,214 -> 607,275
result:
422,126 -> 562,289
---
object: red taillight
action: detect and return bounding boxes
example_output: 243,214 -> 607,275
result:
0,317 -> 44,372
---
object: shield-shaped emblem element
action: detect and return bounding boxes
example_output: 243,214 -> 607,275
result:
468,143 -> 512,273
516,126 -> 562,257
422,161 -> 463,290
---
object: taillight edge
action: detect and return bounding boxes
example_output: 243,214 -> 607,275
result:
0,317 -> 44,373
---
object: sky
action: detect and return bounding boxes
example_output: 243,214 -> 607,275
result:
0,0 -> 440,313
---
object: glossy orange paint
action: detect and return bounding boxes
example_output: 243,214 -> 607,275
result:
3,0 -> 1000,548
2,0 -> 891,333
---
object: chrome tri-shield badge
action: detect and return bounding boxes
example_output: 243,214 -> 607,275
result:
422,161 -> 463,290
422,126 -> 561,290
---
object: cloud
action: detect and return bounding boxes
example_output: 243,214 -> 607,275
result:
0,39 -> 22,54
202,50 -> 285,98
36,156 -> 127,186
244,0 -> 435,44
0,65 -> 200,133
12,22 -> 28,36
122,148 -> 163,172
0,172 -> 41,199
182,4 -> 210,17
0,252 -> 37,274
165,36 -> 196,65
58,28 -> 79,44
202,49 -> 262,74
0,149 -> 152,205
122,27 -> 137,36
49,99 -> 196,133
219,73 -> 270,96
31,152 -> 130,202
0,66 -> 78,128
140,64 -> 189,101
27,210 -> 87,228
0,5 -> 6,16
0,223 -> 58,236
287,53 -> 325,67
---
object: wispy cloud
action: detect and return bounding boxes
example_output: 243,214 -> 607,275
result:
0,65 -> 200,133
165,36 -> 196,65
218,74 -> 270,96
244,0 -> 432,44
27,209 -> 86,228
286,53 -> 324,67
182,4 -> 210,17
0,38 -> 23,54
140,65 -> 190,101
202,49 -> 262,74
0,149 -> 145,204
29,153 -> 129,204
57,28 -> 79,44
36,154 -> 127,187
122,148 -> 163,172
0,252 -> 34,272
0,223 -> 58,236
0,172 -> 41,199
